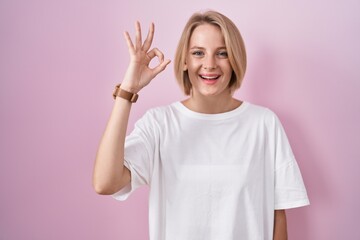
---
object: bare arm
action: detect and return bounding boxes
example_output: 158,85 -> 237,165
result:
93,98 -> 132,195
92,22 -> 171,195
273,210 -> 288,240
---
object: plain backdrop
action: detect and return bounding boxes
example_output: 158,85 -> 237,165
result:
1,0 -> 359,239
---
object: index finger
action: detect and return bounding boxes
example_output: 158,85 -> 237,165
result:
147,48 -> 164,62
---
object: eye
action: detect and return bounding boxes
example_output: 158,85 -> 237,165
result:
191,50 -> 204,57
217,51 -> 228,58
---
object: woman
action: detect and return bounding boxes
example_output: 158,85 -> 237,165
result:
93,10 -> 309,240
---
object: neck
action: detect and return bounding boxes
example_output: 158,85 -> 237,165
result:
182,92 -> 242,114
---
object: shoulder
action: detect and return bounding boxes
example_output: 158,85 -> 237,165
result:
138,102 -> 178,127
243,102 -> 289,143
144,102 -> 176,118
131,104 -> 176,136
242,102 -> 286,134
244,102 -> 278,121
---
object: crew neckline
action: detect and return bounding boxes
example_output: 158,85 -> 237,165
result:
172,101 -> 249,120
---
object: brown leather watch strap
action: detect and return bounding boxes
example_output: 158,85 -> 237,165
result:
112,84 -> 138,103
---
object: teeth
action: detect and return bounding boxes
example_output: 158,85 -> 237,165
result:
201,75 -> 219,80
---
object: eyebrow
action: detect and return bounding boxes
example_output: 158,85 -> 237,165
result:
189,46 -> 227,50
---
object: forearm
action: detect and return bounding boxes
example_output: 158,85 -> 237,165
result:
93,97 -> 132,194
273,210 -> 288,240
93,21 -> 170,195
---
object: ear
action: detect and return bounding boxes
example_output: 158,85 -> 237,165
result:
183,62 -> 188,71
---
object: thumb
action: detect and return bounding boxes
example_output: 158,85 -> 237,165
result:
152,59 -> 171,77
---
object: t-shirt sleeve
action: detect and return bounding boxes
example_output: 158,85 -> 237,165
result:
112,111 -> 156,201
269,112 -> 310,210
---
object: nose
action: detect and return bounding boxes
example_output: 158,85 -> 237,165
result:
203,55 -> 217,70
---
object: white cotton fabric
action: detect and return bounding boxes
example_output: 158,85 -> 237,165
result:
113,101 -> 309,240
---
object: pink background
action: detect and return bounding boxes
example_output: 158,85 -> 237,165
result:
1,0 -> 359,239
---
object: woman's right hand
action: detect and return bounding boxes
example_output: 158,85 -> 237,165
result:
121,21 -> 171,94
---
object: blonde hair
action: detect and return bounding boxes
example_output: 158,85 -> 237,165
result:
174,10 -> 247,95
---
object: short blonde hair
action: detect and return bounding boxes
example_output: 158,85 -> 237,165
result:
174,10 -> 247,95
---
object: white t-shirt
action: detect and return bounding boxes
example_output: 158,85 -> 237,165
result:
113,101 -> 309,240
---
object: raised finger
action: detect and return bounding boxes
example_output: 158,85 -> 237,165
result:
147,48 -> 164,62
142,23 -> 154,52
123,31 -> 135,52
135,21 -> 142,50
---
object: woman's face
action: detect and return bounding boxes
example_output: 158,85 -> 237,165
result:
184,23 -> 233,99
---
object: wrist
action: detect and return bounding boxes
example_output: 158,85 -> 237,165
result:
113,84 -> 139,103
119,82 -> 140,94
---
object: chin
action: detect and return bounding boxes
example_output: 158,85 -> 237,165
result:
198,90 -> 222,97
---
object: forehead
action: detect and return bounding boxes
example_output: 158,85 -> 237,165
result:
189,23 -> 225,47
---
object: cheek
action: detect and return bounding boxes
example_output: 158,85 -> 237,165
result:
223,64 -> 233,76
187,63 -> 200,75
188,71 -> 199,82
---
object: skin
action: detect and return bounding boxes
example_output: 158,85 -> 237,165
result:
183,23 -> 288,239
92,22 -> 170,194
274,210 -> 288,240
182,23 -> 241,114
92,21 -> 287,239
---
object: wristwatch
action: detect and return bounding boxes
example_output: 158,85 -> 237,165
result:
112,84 -> 138,103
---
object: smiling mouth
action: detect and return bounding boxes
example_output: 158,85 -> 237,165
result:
199,75 -> 221,80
